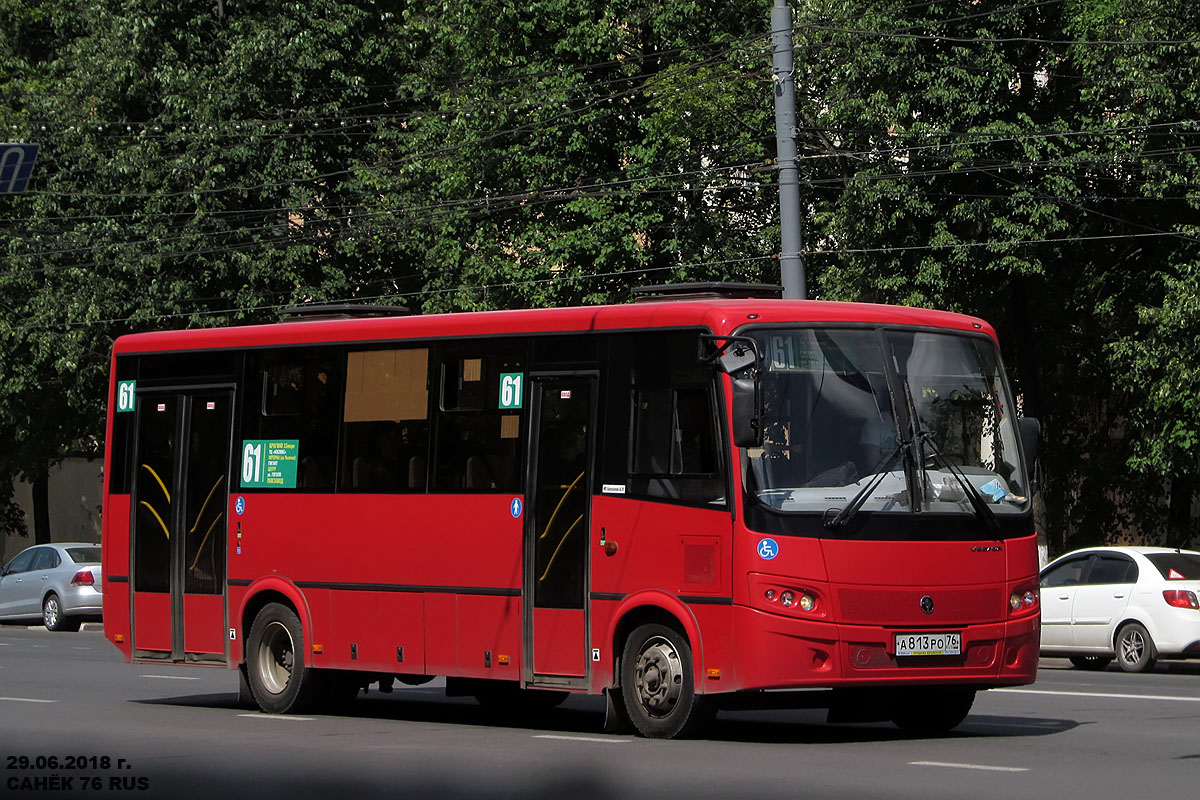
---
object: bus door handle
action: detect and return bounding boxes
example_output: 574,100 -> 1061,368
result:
599,528 -> 618,556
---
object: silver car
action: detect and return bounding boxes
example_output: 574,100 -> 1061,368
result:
0,543 -> 103,631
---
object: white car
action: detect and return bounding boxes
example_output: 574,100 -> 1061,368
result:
1040,546 -> 1200,672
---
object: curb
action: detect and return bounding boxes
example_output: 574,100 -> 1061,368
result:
22,622 -> 105,632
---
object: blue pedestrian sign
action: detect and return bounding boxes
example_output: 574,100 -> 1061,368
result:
757,538 -> 779,560
0,144 -> 39,193
510,497 -> 523,518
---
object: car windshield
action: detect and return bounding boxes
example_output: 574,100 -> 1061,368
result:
1145,553 -> 1200,580
744,327 -> 1030,517
66,547 -> 102,564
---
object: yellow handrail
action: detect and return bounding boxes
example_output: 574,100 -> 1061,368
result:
139,501 -> 170,539
140,464 -> 171,502
538,514 -> 583,583
538,471 -> 585,541
189,475 -> 225,535
189,512 -> 223,572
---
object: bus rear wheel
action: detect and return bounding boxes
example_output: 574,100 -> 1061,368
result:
619,623 -> 714,739
246,602 -> 321,714
890,687 -> 976,735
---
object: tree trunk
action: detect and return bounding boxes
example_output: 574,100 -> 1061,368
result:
1167,476 -> 1195,550
32,470 -> 50,545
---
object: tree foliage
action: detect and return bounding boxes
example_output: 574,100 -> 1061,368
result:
1,0 -> 1198,550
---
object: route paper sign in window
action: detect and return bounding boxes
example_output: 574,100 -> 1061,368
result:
241,439 -> 300,488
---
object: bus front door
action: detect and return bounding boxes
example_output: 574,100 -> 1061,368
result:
130,389 -> 232,663
525,374 -> 596,684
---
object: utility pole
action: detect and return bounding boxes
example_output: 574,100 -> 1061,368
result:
771,0 -> 806,300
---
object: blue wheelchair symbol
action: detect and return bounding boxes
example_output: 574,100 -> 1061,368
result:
235,496 -> 246,516
757,538 -> 779,560
510,498 -> 523,518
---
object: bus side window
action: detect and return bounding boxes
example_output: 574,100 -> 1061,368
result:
433,345 -> 524,493
246,349 -> 341,491
340,348 -> 430,493
619,331 -> 725,507
630,385 -> 723,505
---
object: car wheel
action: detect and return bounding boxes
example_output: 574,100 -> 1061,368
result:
891,687 -> 976,735
619,623 -> 714,739
1068,655 -> 1113,671
245,603 -> 321,713
43,594 -> 80,632
1115,622 -> 1158,673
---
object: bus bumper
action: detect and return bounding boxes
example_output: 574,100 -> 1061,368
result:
731,605 -> 1039,690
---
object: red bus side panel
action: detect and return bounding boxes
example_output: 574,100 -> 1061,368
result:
102,495 -> 132,659
379,593 -> 426,674
423,592 -> 458,675
133,593 -> 171,652
532,608 -> 585,676
183,594 -> 225,654
458,595 -> 522,679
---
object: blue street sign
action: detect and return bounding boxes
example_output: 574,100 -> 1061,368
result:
0,144 -> 39,193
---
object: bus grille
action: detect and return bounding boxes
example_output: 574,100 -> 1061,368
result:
836,587 -> 1004,625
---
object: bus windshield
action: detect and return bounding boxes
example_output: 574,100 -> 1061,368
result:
744,327 -> 1030,517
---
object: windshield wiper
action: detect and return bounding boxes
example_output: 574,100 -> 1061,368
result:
823,440 -> 906,530
918,431 -> 1001,537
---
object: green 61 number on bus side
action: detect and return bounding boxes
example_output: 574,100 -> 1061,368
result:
116,380 -> 136,413
499,373 -> 523,409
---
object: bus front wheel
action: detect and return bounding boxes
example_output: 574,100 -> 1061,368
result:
246,602 -> 320,714
619,623 -> 714,739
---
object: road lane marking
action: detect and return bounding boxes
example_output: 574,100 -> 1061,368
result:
140,674 -> 201,680
996,688 -> 1200,703
532,735 -> 628,744
237,714 -> 315,721
0,697 -> 57,704
910,761 -> 1028,773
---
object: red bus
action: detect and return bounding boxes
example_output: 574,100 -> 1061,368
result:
101,284 -> 1041,738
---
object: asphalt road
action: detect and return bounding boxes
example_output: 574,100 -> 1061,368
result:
2,624 -> 1198,800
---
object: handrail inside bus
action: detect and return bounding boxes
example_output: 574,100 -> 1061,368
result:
139,501 -> 170,539
538,471 -> 585,541
189,511 -> 223,572
188,475 -> 225,535
539,514 -> 584,583
140,464 -> 171,503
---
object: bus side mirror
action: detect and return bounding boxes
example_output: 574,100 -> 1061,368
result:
1018,416 -> 1041,485
731,377 -> 762,447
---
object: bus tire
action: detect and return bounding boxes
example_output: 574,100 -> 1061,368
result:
246,602 -> 320,714
890,687 -> 975,735
620,623 -> 714,739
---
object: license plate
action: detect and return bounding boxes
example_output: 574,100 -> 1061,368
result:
894,632 -> 961,657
